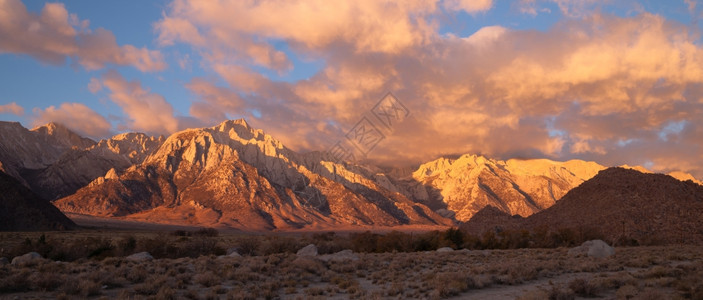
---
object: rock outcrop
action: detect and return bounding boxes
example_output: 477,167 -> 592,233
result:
568,240 -> 615,258
11,252 -> 44,265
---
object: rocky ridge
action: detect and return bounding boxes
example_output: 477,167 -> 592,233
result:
56,120 -> 449,230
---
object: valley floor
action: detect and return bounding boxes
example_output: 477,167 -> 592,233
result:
1,237 -> 701,299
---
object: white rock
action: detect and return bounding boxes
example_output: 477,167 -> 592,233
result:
11,252 -> 43,265
296,244 -> 318,257
319,249 -> 359,262
436,247 -> 454,252
568,240 -> 615,258
126,252 -> 154,262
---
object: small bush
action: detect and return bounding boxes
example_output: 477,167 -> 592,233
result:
568,278 -> 600,297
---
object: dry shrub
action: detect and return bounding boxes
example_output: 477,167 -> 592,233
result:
634,288 -> 666,300
548,285 -> 575,300
233,236 -> 261,256
259,236 -> 300,255
194,271 -> 220,287
568,278 -> 600,297
125,265 -> 149,284
134,275 -> 170,295
78,278 -> 101,297
0,269 -> 31,293
432,271 -> 472,297
304,287 -> 325,296
615,284 -> 638,299
155,286 -> 176,300
291,257 -> 327,275
30,271 -> 63,292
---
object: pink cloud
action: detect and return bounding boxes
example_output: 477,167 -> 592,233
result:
101,71 -> 180,135
0,0 -> 165,71
32,102 -> 112,138
0,102 -> 24,116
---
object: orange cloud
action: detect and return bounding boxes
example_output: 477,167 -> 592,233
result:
0,102 -> 24,116
32,103 -> 112,138
156,0 -> 438,73
157,1 -> 703,179
101,71 -> 180,135
0,0 -> 165,71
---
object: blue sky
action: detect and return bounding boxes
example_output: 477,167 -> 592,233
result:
1,0 -> 703,178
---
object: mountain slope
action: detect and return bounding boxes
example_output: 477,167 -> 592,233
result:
462,168 -> 703,244
380,155 -> 605,221
56,120 -> 450,230
0,122 -> 164,200
0,171 -> 75,231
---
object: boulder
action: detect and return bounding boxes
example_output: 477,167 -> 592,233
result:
126,252 -> 154,262
11,252 -> 43,265
319,250 -> 359,262
228,251 -> 242,258
568,240 -> 615,258
296,244 -> 318,257
436,247 -> 454,252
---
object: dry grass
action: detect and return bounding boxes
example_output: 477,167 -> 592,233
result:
1,231 -> 703,299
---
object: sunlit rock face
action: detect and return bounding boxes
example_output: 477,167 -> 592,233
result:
56,120 -> 451,230
379,155 -> 606,222
3,119 -> 700,230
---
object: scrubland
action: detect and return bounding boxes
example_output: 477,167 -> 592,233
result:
1,229 -> 702,299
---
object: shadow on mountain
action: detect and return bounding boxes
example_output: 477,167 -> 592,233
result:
0,171 -> 76,231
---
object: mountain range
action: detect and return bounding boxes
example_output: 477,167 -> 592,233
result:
0,120 -> 700,231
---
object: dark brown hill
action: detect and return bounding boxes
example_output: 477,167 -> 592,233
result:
0,171 -> 75,231
462,167 -> 703,244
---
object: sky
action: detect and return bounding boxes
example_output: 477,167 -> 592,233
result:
1,0 -> 703,179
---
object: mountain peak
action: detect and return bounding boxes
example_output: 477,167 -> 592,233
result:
216,118 -> 251,131
31,122 -> 95,149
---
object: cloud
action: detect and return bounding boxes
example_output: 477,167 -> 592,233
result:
156,0 -> 439,73
0,0 -> 165,71
32,102 -> 112,138
157,1 -> 703,179
443,0 -> 494,14
101,70 -> 181,135
0,102 -> 24,116
186,78 -> 246,124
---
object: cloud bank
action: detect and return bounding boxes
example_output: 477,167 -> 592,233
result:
152,0 -> 703,179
